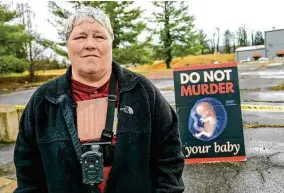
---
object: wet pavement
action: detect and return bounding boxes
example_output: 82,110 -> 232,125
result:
7,84 -> 284,105
0,144 -> 14,166
0,88 -> 37,105
1,128 -> 283,192
243,110 -> 284,125
241,90 -> 284,103
183,128 -> 284,193
0,144 -> 15,180
1,62 -> 284,105
239,78 -> 284,90
1,61 -> 284,192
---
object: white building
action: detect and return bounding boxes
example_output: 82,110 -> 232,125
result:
235,29 -> 284,62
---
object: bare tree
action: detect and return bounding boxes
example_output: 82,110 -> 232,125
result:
216,27 -> 220,53
251,30 -> 254,46
209,32 -> 216,54
17,3 -> 46,81
223,29 -> 233,53
236,25 -> 248,47
232,33 -> 236,52
254,31 -> 264,45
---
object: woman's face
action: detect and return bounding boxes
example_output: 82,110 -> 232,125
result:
67,17 -> 112,79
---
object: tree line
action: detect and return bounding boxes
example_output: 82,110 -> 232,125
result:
0,1 -> 265,80
220,26 -> 264,54
0,2 -> 66,81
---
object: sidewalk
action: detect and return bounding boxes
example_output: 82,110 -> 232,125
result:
0,143 -> 16,192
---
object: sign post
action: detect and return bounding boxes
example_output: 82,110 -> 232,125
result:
173,62 -> 246,164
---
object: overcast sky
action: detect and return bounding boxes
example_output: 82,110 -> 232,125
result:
23,0 -> 284,43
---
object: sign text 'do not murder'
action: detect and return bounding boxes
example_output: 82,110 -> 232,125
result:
173,62 -> 246,164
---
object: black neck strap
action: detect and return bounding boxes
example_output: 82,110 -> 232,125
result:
100,72 -> 117,142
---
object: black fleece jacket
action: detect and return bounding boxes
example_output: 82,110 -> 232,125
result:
14,61 -> 185,193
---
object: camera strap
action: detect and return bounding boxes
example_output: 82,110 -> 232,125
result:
100,71 -> 117,142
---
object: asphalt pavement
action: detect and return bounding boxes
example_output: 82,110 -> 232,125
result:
1,61 -> 284,105
1,61 -> 284,192
183,127 -> 284,193
0,128 -> 283,192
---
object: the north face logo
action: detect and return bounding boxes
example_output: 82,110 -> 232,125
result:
120,106 -> 134,114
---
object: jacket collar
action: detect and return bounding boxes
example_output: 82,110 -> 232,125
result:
46,61 -> 139,103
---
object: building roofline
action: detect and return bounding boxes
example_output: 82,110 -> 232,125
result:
265,28 -> 284,33
236,48 -> 265,52
235,45 -> 265,52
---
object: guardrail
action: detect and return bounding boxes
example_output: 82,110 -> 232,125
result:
0,105 -> 24,143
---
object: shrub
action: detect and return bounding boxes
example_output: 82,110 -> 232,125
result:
33,59 -> 64,71
0,55 -> 27,73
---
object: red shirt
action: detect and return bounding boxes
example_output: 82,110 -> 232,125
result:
71,78 -> 117,193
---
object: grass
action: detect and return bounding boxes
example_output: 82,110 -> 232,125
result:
0,54 -> 235,93
0,68 -> 67,93
36,69 -> 67,76
240,88 -> 261,91
1,54 -> 235,77
129,53 -> 235,73
0,75 -> 59,94
0,68 -> 67,78
268,83 -> 284,91
160,86 -> 175,91
0,71 -> 29,78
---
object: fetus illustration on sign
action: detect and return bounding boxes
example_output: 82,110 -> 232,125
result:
188,97 -> 228,141
194,102 -> 216,138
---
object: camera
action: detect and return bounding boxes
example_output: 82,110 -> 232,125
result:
80,141 -> 114,186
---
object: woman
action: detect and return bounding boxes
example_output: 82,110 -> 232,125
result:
14,6 -> 184,193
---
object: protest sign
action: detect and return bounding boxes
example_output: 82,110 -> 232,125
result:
173,62 -> 246,163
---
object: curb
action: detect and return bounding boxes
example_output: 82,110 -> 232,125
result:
0,177 -> 17,193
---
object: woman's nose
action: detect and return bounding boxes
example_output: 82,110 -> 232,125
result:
85,37 -> 97,50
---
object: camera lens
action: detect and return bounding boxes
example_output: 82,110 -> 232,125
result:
89,158 -> 95,164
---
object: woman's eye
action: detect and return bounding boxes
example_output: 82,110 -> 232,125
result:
75,36 -> 85,39
96,35 -> 105,39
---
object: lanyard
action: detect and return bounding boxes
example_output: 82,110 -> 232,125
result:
100,71 -> 117,142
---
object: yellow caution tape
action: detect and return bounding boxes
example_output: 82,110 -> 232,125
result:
14,105 -> 26,110
241,104 -> 284,112
171,103 -> 284,112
